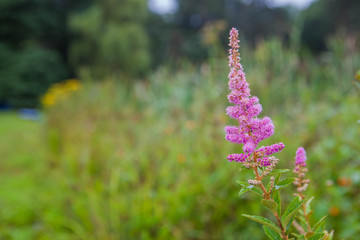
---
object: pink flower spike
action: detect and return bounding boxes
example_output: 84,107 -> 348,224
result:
295,147 -> 307,166
224,27 -> 284,164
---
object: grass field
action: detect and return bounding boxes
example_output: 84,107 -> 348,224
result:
0,113 -> 46,239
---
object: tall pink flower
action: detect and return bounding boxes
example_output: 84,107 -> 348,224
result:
225,28 -> 284,167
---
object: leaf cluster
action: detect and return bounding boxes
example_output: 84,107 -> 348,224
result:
239,169 -> 332,240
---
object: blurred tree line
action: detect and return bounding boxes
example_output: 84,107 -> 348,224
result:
0,0 -> 92,107
0,0 -> 359,107
301,0 -> 360,52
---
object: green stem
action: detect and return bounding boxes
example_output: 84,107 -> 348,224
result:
252,166 -> 288,240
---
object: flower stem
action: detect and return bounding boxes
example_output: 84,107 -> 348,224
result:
252,152 -> 270,199
296,173 -> 312,233
302,203 -> 312,232
253,166 -> 269,199
255,176 -> 289,240
274,211 -> 289,240
252,154 -> 288,240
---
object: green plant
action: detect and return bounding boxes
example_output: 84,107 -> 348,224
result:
225,28 -> 333,240
69,0 -> 150,77
0,45 -> 67,108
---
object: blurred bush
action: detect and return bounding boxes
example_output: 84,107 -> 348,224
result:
301,0 -> 360,52
0,45 -> 67,108
1,0 -> 360,107
69,0 -> 150,77
0,0 -> 92,107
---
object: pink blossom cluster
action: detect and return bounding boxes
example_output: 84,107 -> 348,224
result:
255,143 -> 285,156
225,28 -> 284,167
257,157 -> 271,166
227,153 -> 250,162
295,147 -> 307,166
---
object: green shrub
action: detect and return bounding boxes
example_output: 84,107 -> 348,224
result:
0,45 -> 67,108
69,0 -> 150,78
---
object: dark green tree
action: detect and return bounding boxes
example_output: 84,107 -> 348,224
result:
0,0 -> 92,107
226,0 -> 290,44
69,0 -> 150,77
301,0 -> 360,52
156,0 -> 291,62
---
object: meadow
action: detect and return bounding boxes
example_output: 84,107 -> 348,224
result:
0,36 -> 359,240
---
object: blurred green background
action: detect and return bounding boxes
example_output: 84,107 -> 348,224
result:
0,0 -> 359,239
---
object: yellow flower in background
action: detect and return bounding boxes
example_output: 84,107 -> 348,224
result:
355,70 -> 360,81
41,79 -> 81,107
41,93 -> 56,106
64,79 -> 81,91
354,70 -> 360,90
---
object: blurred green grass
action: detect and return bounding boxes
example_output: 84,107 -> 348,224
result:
0,113 -> 45,239
1,36 -> 360,240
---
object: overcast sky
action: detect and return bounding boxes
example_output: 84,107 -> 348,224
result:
271,0 -> 315,8
148,0 -> 315,14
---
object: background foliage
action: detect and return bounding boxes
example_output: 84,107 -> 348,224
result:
1,36 -> 360,239
0,0 -> 359,239
1,0 -> 360,107
69,0 -> 150,77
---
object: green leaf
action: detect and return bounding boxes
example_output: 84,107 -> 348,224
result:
273,190 -> 281,216
242,214 -> 282,235
285,216 -> 296,233
238,187 -> 250,196
291,233 -> 300,238
305,232 -> 314,238
295,214 -> 308,227
305,196 -> 315,213
273,191 -> 281,215
274,173 -> 281,185
282,196 -> 304,228
267,169 -> 290,176
313,216 -> 327,232
307,233 -> 325,240
273,178 -> 295,192
261,199 -> 278,215
291,232 -> 305,240
237,180 -> 250,187
298,220 -> 307,233
263,226 -> 282,240
238,184 -> 263,197
250,186 -> 263,197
